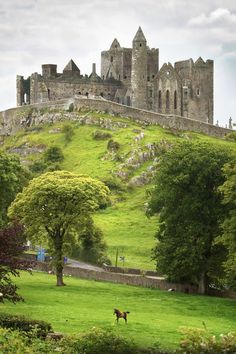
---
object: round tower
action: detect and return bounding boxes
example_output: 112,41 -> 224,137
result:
131,27 -> 147,109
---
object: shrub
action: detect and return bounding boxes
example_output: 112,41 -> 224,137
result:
178,327 -> 236,354
107,139 -> 120,152
62,123 -> 75,143
29,160 -> 48,173
45,163 -> 62,172
44,146 -> 64,163
102,177 -> 126,192
225,131 -> 236,142
71,327 -> 138,354
92,130 -> 112,140
0,313 -> 52,339
0,328 -> 31,353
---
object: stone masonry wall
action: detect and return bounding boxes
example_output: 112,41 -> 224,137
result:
73,98 -> 231,138
0,97 -> 231,138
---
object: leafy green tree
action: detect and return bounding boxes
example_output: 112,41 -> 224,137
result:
148,142 -> 231,294
218,161 -> 236,289
44,146 -> 64,163
0,152 -> 28,227
8,171 -> 110,286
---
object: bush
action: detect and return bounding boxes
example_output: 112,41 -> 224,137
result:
107,139 -> 120,152
71,327 -> 138,354
0,313 -> 52,339
102,177 -> 126,192
62,123 -> 75,143
44,146 -> 64,163
92,130 -> 112,140
0,328 -> 31,353
178,327 -> 236,354
29,160 -> 48,173
45,163 -> 61,172
225,131 -> 236,142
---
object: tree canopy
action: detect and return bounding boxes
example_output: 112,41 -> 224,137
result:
0,223 -> 31,303
218,160 -> 236,289
0,152 -> 28,226
8,171 -> 110,286
148,141 -> 231,294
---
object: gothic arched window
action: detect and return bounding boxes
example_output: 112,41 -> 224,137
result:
166,90 -> 170,110
174,90 -> 177,110
158,90 -> 162,109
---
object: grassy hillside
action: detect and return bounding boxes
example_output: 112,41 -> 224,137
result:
1,272 -> 236,350
1,109 -> 236,269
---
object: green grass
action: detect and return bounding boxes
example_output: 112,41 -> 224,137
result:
1,272 -> 235,350
1,111 -> 236,270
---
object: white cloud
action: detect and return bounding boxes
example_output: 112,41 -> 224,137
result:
188,7 -> 236,26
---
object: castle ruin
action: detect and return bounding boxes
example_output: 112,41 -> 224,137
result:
16,27 -> 213,124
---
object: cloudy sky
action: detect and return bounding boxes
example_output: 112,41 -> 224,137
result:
0,0 -> 235,127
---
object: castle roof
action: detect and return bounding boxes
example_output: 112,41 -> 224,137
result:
63,59 -> 80,72
133,26 -> 146,42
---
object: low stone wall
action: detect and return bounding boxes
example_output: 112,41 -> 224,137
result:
31,261 -> 236,298
103,264 -> 161,277
62,265 -> 197,294
0,97 -> 232,138
73,98 -> 231,138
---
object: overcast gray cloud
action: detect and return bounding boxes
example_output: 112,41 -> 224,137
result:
0,0 -> 235,127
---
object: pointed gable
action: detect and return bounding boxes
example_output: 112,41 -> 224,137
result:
156,62 -> 181,84
63,59 -> 80,73
110,38 -> 120,50
133,26 -> 146,42
195,57 -> 205,66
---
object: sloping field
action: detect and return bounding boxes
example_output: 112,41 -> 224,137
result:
1,272 -> 235,350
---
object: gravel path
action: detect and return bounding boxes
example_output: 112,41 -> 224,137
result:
66,258 -> 104,272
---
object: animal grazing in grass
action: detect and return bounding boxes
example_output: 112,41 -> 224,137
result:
114,308 -> 130,323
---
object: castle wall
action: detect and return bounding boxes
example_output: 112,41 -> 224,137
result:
147,49 -> 159,80
16,76 -> 24,106
188,60 -> 214,123
154,64 -> 182,116
0,98 -> 230,138
101,49 -> 123,80
101,45 -> 132,82
30,78 -> 121,104
174,58 -> 214,123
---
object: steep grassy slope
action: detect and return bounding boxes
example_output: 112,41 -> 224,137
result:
1,110 -> 236,269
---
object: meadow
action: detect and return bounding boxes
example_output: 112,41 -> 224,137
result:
0,272 -> 235,350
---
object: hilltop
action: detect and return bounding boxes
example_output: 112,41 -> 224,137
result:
1,104 -> 235,270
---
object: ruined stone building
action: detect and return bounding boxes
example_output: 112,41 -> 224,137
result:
16,27 -> 213,124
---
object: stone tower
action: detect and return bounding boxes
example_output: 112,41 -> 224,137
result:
131,27 -> 147,109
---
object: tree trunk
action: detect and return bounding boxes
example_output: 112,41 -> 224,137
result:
56,263 -> 65,286
198,273 -> 208,294
54,229 -> 66,286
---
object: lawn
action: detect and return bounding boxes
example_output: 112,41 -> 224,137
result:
0,272 -> 235,350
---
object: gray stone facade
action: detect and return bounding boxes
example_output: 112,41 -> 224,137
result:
16,27 -> 213,124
